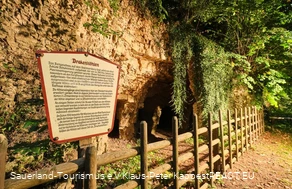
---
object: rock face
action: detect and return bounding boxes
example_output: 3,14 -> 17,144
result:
0,0 -> 172,142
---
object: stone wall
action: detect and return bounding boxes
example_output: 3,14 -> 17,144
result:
0,0 -> 171,142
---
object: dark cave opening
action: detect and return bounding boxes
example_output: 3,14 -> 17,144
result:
134,78 -> 195,141
109,101 -> 122,138
136,104 -> 176,138
156,106 -> 176,132
108,118 -> 119,138
134,80 -> 176,141
109,78 -> 195,140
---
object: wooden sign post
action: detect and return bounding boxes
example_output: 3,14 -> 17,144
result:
77,137 -> 97,189
0,134 -> 8,189
37,51 -> 120,188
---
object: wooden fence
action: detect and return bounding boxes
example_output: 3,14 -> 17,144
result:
269,116 -> 292,129
2,107 -> 264,189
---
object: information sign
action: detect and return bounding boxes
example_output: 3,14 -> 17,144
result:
36,51 -> 120,143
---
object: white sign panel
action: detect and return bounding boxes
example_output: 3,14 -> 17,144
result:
36,51 -> 120,143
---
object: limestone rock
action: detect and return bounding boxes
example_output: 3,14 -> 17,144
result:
0,0 -> 171,145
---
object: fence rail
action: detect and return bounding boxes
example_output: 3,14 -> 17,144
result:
2,107 -> 265,189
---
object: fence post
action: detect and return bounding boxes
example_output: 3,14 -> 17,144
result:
260,108 -> 263,135
259,108 -> 262,136
219,110 -> 225,172
208,112 -> 214,187
252,107 -> 255,141
234,108 -> 239,161
257,110 -> 263,136
140,121 -> 148,189
262,108 -> 265,132
78,137 -> 97,189
244,107 -> 248,151
257,110 -> 262,136
213,119 -> 220,172
259,108 -> 261,136
252,106 -> 256,142
84,146 -> 97,189
254,107 -> 258,140
248,107 -> 252,147
227,110 -> 233,169
193,114 -> 200,189
0,134 -> 8,189
240,108 -> 244,154
258,108 -> 261,135
172,116 -> 179,189
260,108 -> 263,134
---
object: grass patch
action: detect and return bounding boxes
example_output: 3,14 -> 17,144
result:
96,148 -> 167,188
185,136 -> 206,145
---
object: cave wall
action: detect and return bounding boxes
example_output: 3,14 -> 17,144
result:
0,0 -> 171,141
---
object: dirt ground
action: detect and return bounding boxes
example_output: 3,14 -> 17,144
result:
108,129 -> 292,189
215,130 -> 292,189
4,127 -> 292,189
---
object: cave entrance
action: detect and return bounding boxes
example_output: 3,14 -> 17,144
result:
109,101 -> 122,138
156,106 -> 174,132
108,117 -> 119,138
135,80 -> 175,141
135,78 -> 195,141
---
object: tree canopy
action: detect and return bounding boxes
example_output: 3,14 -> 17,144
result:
140,0 -> 292,118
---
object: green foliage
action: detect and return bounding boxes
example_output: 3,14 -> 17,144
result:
185,136 -> 205,145
164,0 -> 291,112
49,142 -> 78,164
1,102 -> 78,173
108,0 -> 119,13
270,122 -> 292,133
185,137 -> 194,145
134,0 -> 168,22
192,35 -> 232,119
196,1 -> 291,110
0,103 -> 32,133
228,53 -> 255,90
170,22 -> 232,122
215,173 -> 225,186
90,0 -> 292,124
170,24 -> 193,125
248,27 -> 292,107
23,120 -> 43,132
3,62 -> 17,73
83,16 -> 120,37
7,139 -> 77,173
83,1 -> 121,37
96,150 -> 162,188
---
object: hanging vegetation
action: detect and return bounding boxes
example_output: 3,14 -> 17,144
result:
139,0 -> 292,122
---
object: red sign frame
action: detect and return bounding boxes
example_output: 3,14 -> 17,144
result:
36,51 -> 120,144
